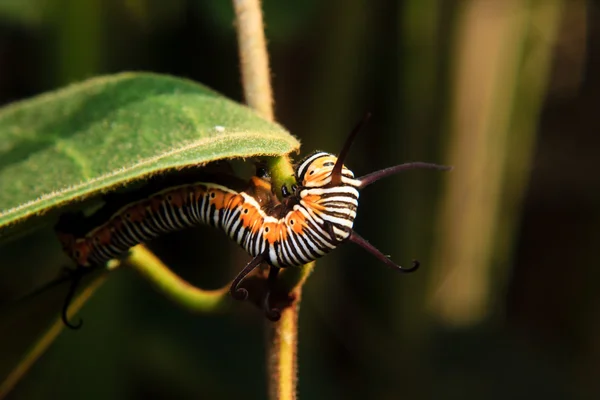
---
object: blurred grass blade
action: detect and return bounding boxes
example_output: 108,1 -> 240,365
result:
428,0 -> 564,326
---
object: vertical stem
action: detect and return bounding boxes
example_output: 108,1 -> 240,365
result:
233,0 -> 274,121
267,291 -> 300,400
233,1 -> 301,399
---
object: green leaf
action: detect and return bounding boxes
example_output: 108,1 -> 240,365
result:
0,72 -> 299,240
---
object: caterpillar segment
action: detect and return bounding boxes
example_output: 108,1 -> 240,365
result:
56,114 -> 451,326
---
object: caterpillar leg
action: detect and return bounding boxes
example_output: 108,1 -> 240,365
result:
263,266 -> 281,321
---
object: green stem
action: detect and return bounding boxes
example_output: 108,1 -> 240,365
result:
266,155 -> 297,200
233,0 -> 274,121
267,290 -> 301,400
233,1 -> 312,399
127,245 -> 231,313
278,261 -> 315,294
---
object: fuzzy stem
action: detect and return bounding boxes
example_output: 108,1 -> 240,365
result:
127,245 -> 231,313
267,290 -> 300,400
233,0 -> 274,121
233,1 -> 306,399
266,155 -> 296,199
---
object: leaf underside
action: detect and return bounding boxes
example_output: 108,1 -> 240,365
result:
0,72 -> 300,240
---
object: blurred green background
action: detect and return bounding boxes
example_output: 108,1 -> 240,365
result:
0,0 -> 598,399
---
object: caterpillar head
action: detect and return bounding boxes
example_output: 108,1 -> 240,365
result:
294,113 -> 452,273
295,152 -> 357,188
56,232 -> 92,267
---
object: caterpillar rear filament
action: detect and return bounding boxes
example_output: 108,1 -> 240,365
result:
56,114 -> 451,327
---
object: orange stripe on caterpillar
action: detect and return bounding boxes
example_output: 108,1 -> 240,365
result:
286,209 -> 307,235
262,221 -> 288,244
210,190 -> 238,210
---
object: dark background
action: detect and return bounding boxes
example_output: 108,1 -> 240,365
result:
0,0 -> 599,399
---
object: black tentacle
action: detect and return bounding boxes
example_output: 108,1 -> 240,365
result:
357,162 -> 452,190
61,267 -> 86,330
329,113 -> 372,186
230,254 -> 265,301
348,230 -> 419,273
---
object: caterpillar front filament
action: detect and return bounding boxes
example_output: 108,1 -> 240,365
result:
56,115 -> 451,327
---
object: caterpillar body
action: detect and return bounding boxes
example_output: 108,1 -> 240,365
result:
56,115 -> 450,326
57,160 -> 357,271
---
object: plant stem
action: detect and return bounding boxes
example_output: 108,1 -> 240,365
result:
233,0 -> 298,194
127,245 -> 231,313
267,291 -> 300,400
233,0 -> 274,122
266,155 -> 296,202
233,1 -> 306,399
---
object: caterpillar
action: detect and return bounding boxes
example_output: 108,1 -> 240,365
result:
56,115 -> 450,327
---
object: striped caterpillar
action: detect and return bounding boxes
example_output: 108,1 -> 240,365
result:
56,115 -> 450,326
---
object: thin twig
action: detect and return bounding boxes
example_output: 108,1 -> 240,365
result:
127,246 -> 231,313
